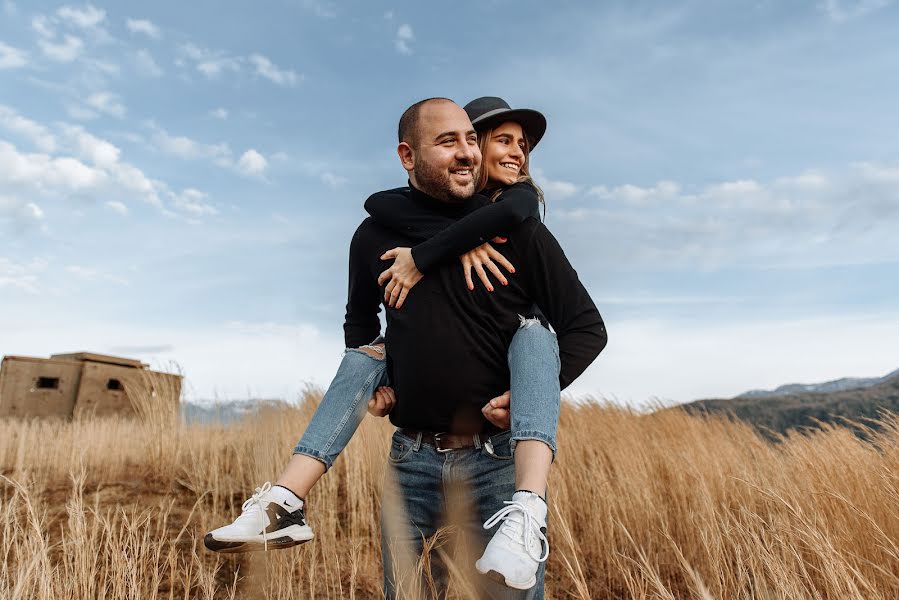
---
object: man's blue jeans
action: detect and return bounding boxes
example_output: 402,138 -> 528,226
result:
293,323 -> 561,470
380,429 -> 545,599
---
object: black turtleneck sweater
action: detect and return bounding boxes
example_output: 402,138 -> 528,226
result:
345,184 -> 607,434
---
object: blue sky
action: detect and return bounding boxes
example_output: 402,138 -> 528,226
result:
2,0 -> 898,406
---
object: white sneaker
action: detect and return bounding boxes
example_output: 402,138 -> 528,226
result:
204,482 -> 314,553
475,491 -> 549,590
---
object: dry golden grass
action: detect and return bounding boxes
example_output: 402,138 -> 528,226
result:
1,374 -> 898,599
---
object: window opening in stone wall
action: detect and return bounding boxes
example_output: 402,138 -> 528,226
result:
36,377 -> 60,389
107,378 -> 124,391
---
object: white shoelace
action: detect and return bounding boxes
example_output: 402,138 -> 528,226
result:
482,500 -> 549,562
240,481 -> 273,551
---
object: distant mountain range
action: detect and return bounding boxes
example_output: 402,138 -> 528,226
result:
680,367 -> 899,438
734,367 -> 899,399
180,398 -> 291,425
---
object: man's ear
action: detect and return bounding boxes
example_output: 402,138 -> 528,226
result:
397,142 -> 415,173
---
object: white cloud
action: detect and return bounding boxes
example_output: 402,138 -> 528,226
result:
66,264 -> 128,285
704,179 -> 761,199
555,161 -> 899,271
321,171 -> 347,188
125,18 -> 160,39
38,34 -> 84,62
542,179 -> 579,199
0,111 -> 215,221
148,124 -> 271,182
117,132 -> 145,146
179,43 -> 205,61
151,127 -> 230,161
237,149 -> 267,176
31,5 -> 112,56
56,4 -> 106,29
299,0 -> 337,18
0,256 -> 46,294
32,15 -> 56,38
23,202 -> 43,220
209,108 -> 228,120
60,124 -> 121,167
178,44 -> 240,79
0,41 -> 28,69
588,179 -> 680,205
105,200 -> 127,215
819,0 -> 892,22
0,140 -> 107,190
1,196 -> 45,234
853,161 -> 899,183
532,168 -> 579,199
248,54 -> 300,87
66,264 -> 97,279
89,58 -> 119,76
109,162 -> 157,202
196,58 -> 240,77
66,104 -> 98,121
178,44 -> 302,86
0,105 -> 57,152
395,24 -> 414,55
773,171 -> 829,190
172,188 -> 217,217
134,49 -> 163,77
86,92 -> 126,118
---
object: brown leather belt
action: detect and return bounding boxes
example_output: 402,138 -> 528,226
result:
399,428 -> 494,453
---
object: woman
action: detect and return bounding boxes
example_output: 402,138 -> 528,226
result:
205,96 -> 561,590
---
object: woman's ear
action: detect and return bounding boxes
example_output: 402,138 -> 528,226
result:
397,142 -> 415,172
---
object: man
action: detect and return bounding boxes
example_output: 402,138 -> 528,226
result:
346,97 -> 606,598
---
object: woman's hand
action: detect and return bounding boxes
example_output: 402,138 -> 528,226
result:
481,390 -> 511,430
378,247 -> 423,309
460,242 -> 515,292
368,386 -> 396,417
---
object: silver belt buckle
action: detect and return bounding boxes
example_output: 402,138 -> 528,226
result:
433,432 -> 453,453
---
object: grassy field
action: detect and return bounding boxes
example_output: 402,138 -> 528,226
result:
1,376 -> 898,599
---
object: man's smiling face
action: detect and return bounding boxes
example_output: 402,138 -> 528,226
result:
406,101 -> 482,202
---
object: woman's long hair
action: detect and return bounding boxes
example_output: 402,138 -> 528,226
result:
476,125 -> 545,208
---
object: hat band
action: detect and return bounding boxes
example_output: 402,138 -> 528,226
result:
471,107 -> 513,125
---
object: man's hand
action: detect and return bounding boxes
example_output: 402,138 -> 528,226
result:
368,386 -> 396,417
378,247 -> 423,309
481,390 -> 510,430
460,242 -> 515,292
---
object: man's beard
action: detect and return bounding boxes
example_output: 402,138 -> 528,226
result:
414,159 -> 478,203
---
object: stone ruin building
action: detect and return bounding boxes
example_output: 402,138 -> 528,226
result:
0,352 -> 182,419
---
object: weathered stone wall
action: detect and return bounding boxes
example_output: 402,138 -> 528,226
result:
0,357 -> 83,419
0,354 -> 182,420
72,361 -> 139,418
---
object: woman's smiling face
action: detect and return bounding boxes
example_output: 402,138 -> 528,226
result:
482,121 -> 527,187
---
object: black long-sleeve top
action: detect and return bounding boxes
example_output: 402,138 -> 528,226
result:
364,181 -> 541,272
345,184 -> 607,434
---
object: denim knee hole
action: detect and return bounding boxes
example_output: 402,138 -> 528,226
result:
517,314 -> 542,330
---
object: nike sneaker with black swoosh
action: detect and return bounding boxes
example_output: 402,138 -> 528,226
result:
204,482 -> 314,553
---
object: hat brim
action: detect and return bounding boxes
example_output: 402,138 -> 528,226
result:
470,108 -> 547,150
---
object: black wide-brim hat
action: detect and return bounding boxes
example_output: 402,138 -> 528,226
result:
463,96 -> 547,150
